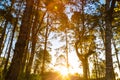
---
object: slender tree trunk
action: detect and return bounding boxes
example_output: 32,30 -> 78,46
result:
2,30 -> 12,74
41,28 -> 48,74
93,54 -> 98,79
82,58 -> 88,80
0,21 -> 8,56
65,29 -> 69,73
17,3 -> 29,75
20,43 -> 28,74
105,0 -> 116,80
112,40 -> 120,72
105,13 -> 115,80
3,17 -> 18,75
41,17 -> 49,76
0,30 -> 11,69
0,26 -> 11,68
25,22 -> 37,79
5,0 -> 33,80
0,0 -> 15,56
25,1 -> 40,78
34,63 -> 39,74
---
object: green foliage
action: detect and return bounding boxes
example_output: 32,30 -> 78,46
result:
91,62 -> 105,78
35,48 -> 51,63
0,67 -> 3,80
27,74 -> 41,80
34,48 -> 52,73
19,73 -> 41,80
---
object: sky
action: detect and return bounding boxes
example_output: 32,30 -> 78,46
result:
49,35 -> 83,74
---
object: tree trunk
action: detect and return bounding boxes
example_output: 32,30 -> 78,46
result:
65,29 -> 69,73
5,0 -> 33,80
105,20 -> 115,80
0,21 -> 8,56
75,42 -> 89,80
20,43 -> 28,74
112,40 -> 120,72
82,58 -> 88,80
25,22 -> 37,79
41,25 -> 48,75
93,54 -> 98,79
34,63 -> 39,74
0,0 -> 15,56
25,1 -> 39,78
41,25 -> 48,80
3,17 -> 18,75
105,0 -> 116,80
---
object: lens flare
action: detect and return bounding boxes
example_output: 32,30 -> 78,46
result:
54,5 -> 58,10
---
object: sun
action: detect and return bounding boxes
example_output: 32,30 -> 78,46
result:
54,5 -> 58,10
54,65 -> 83,76
55,66 -> 69,76
52,51 -> 83,76
59,67 -> 68,76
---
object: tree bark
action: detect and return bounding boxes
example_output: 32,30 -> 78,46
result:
25,17 -> 37,79
105,0 -> 116,80
5,0 -> 33,80
82,58 -> 88,80
41,23 -> 49,75
112,40 -> 120,72
75,42 -> 88,80
0,21 -> 8,56
0,0 -> 15,56
25,1 -> 40,78
3,17 -> 18,75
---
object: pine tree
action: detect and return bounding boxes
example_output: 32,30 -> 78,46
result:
5,0 -> 34,80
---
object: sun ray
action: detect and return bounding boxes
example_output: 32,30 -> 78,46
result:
55,66 -> 69,76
